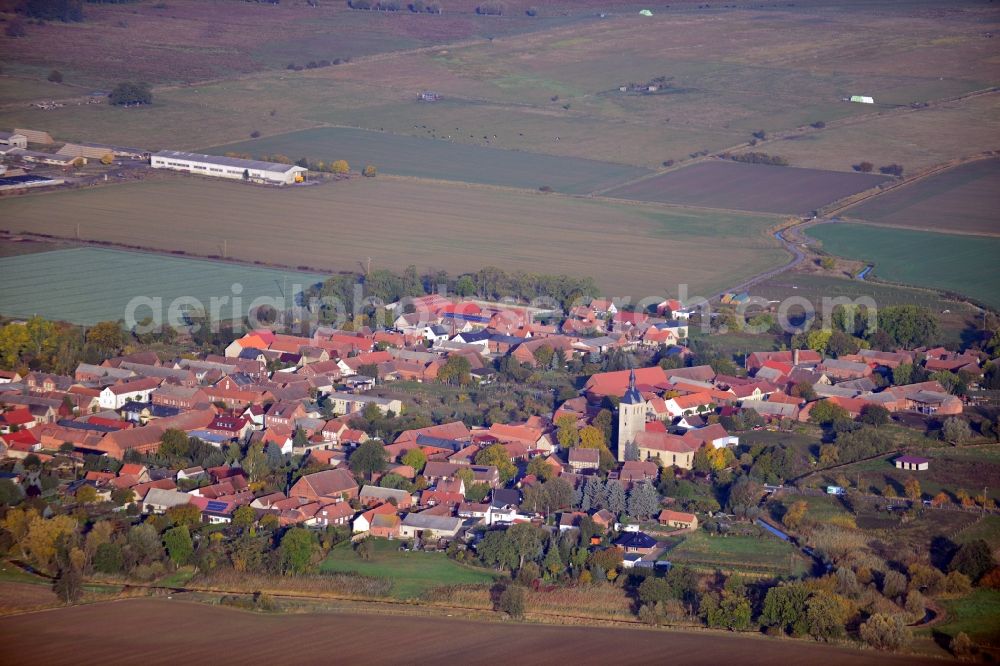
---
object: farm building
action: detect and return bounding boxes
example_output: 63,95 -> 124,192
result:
13,128 -> 53,145
850,95 -> 874,104
150,151 -> 307,185
894,455 -> 930,471
57,142 -> 148,161
8,149 -> 85,167
0,131 -> 28,150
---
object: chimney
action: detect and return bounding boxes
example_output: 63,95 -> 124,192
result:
793,349 -> 801,366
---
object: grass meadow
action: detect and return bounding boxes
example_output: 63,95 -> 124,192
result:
207,126 -> 651,194
806,223 -> 1000,309
320,540 -> 495,599
664,530 -> 807,576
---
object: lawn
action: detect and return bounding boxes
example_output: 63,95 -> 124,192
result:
319,540 -> 496,599
0,177 -> 787,301
664,530 -> 807,575
954,515 -> 1000,550
844,158 -> 1000,236
806,222 -> 1000,310
207,126 -> 651,194
0,247 -> 325,326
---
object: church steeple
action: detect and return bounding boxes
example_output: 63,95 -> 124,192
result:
622,367 -> 643,405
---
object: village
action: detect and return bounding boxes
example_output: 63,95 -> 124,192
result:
0,281 -> 997,647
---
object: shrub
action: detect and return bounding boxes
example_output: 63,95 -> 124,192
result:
47,70 -> 63,83
525,6 -> 538,16
853,161 -> 874,173
362,164 -> 377,177
331,159 -> 350,174
250,130 -> 261,139
879,163 -> 904,177
476,2 -> 504,15
498,584 -> 526,618
109,81 -> 152,106
731,152 -> 788,166
859,613 -> 911,651
811,121 -> 826,129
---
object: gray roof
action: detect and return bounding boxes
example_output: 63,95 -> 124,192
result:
144,488 -> 191,509
360,485 -> 411,501
152,150 -> 305,174
401,513 -> 463,531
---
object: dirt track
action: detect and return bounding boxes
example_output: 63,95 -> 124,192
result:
0,597 -> 945,665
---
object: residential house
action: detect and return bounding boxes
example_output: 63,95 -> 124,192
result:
289,468 -> 359,501
399,512 -> 464,541
658,509 -> 698,530
568,447 -> 600,472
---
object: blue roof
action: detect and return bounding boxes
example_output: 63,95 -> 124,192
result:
442,312 -> 491,323
204,500 -> 229,513
614,532 -> 658,549
415,434 -> 465,452
56,419 -> 118,434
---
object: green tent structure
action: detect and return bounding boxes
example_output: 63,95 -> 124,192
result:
639,9 -> 653,16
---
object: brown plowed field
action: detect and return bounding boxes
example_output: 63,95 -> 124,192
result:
604,161 -> 887,215
0,598 -> 944,666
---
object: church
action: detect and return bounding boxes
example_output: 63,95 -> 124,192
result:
616,369 -> 696,469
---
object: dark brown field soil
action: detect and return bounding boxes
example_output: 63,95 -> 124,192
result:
605,161 -> 888,215
0,598 -> 943,665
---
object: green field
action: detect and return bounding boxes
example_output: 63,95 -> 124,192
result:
0,247 -> 324,326
0,178 -> 787,300
320,540 -> 496,599
846,159 -> 1000,236
806,223 -> 1000,310
933,589 -> 1000,645
208,126 -> 651,194
664,530 -> 807,575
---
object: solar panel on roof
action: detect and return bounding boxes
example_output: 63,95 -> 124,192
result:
205,500 -> 228,512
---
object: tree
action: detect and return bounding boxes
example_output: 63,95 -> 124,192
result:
350,440 -> 388,479
875,306 -> 938,349
242,442 -> 269,482
604,479 -> 626,516
760,582 -> 809,635
860,404 -> 890,427
48,70 -> 64,83
109,81 -> 153,106
904,477 -> 922,502
232,505 -> 256,533
498,584 -> 526,619
578,425 -> 605,450
702,589 -> 752,631
626,481 -> 659,519
808,401 -> 850,426
75,485 -> 98,505
166,503 -> 202,529
949,540 -> 996,582
331,159 -> 350,174
93,542 -> 123,574
782,500 -> 808,531
362,165 -> 377,177
623,440 -> 640,462
53,563 -> 83,604
555,415 -> 580,449
526,456 -> 555,482
86,321 -> 125,356
805,590 -> 850,641
859,613 -> 912,651
279,527 -> 318,574
941,417 -> 972,444
580,475 -> 602,512
543,542 -> 563,577
507,523 -> 544,571
475,444 -> 516,483
20,514 -> 78,572
401,448 -> 427,473
163,525 -> 194,565
437,354 -> 472,385
159,428 -> 190,459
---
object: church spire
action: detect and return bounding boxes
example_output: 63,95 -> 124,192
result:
622,367 -> 643,405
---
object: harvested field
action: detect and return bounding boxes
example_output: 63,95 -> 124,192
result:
0,178 -> 787,301
604,161 -> 887,214
208,127 -> 651,194
0,598 -> 946,665
844,158 -> 1000,235
0,247 -> 324,326
806,222 -> 1000,309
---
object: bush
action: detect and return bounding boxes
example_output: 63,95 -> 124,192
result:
731,152 -> 788,166
498,584 -> 526,619
250,130 -> 261,139
859,613 -> 911,651
109,81 -> 152,106
853,161 -> 874,173
476,2 -> 504,15
362,164 -> 377,177
879,163 -> 904,177
811,121 -> 826,129
525,6 -> 538,16
47,70 -> 63,83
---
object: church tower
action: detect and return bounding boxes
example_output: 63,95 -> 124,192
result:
617,369 -> 646,461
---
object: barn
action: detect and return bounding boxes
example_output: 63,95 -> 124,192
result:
150,150 -> 307,185
894,455 -> 930,471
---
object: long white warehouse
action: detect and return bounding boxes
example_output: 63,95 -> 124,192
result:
150,150 -> 307,185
